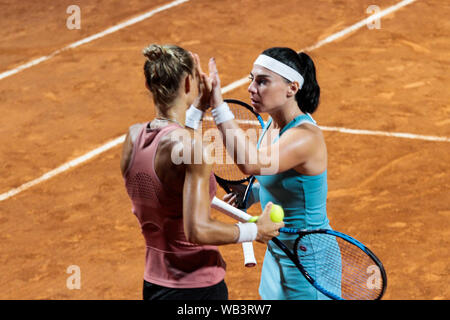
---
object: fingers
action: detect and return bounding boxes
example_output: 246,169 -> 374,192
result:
191,52 -> 218,84
222,193 -> 238,207
191,52 -> 208,83
209,57 -> 221,86
257,222 -> 284,244
202,73 -> 212,93
255,201 -> 285,243
194,53 -> 204,74
208,57 -> 217,75
273,222 -> 284,236
194,53 -> 212,92
222,193 -> 234,202
189,55 -> 222,108
190,52 -> 201,72
260,202 -> 273,218
190,52 -> 199,76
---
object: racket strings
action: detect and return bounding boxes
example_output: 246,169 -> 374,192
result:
297,233 -> 384,300
202,102 -> 262,182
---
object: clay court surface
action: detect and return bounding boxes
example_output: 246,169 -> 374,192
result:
0,0 -> 448,300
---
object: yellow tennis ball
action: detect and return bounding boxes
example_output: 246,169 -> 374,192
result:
248,216 -> 259,223
270,204 -> 284,222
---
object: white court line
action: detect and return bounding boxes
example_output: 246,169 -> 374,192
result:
2,0 -> 444,203
0,136 -> 126,202
0,0 -> 190,80
304,0 -> 418,51
319,126 -> 449,142
205,117 -> 449,142
222,0 -> 419,91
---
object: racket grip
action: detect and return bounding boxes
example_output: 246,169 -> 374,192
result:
211,197 -> 257,267
242,240 -> 257,268
211,196 -> 252,222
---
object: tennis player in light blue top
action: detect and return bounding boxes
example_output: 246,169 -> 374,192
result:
255,114 -> 333,300
208,47 -> 336,299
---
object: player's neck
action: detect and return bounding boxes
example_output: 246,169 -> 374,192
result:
155,99 -> 187,127
270,100 -> 304,130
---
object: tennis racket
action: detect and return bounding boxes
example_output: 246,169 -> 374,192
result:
203,99 -> 264,267
211,197 -> 387,300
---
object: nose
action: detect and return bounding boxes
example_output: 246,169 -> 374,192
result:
248,80 -> 256,94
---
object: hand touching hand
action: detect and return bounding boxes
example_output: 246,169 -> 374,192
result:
191,53 -> 212,112
208,57 -> 224,108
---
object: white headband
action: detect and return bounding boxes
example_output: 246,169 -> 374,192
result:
254,54 -> 304,89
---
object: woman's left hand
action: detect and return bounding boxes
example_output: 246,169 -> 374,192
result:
191,53 -> 212,112
208,57 -> 224,109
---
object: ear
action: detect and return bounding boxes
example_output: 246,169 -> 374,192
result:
184,74 -> 191,95
286,81 -> 300,98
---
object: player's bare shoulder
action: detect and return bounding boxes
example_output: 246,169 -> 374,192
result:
120,123 -> 145,176
293,120 -> 324,145
128,123 -> 145,144
162,127 -> 212,168
157,127 -> 193,165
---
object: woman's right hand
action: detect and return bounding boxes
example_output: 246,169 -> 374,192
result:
223,192 -> 238,207
208,57 -> 224,108
255,202 -> 285,244
222,184 -> 246,208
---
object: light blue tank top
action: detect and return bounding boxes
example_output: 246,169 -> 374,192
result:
255,114 -> 329,246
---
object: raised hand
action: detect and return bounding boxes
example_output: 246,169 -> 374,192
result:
191,52 -> 212,112
208,57 -> 224,108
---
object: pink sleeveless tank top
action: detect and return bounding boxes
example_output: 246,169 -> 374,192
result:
123,122 -> 225,288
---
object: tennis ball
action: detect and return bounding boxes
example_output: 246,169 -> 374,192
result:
270,204 -> 284,222
249,216 -> 259,223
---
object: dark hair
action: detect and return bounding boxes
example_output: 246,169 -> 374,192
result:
142,44 -> 194,106
261,47 -> 320,114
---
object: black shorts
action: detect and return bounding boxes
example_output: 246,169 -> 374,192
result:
143,279 -> 228,300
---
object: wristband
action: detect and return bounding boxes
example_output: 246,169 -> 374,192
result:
185,105 -> 204,129
236,222 -> 258,243
212,102 -> 234,125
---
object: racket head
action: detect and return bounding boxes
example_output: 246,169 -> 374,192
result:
289,229 -> 387,300
203,99 -> 264,197
224,99 -> 264,128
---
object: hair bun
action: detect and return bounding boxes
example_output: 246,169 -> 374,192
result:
142,44 -> 167,61
142,44 -> 194,106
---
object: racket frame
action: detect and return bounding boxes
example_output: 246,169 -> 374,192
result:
212,99 -> 264,209
274,228 -> 388,300
212,198 -> 387,300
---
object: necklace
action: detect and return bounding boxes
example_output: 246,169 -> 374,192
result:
152,117 -> 183,128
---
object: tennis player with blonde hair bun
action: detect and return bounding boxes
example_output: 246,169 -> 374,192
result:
120,44 -> 283,300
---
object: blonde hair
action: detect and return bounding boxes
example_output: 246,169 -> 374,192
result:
142,44 -> 194,106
